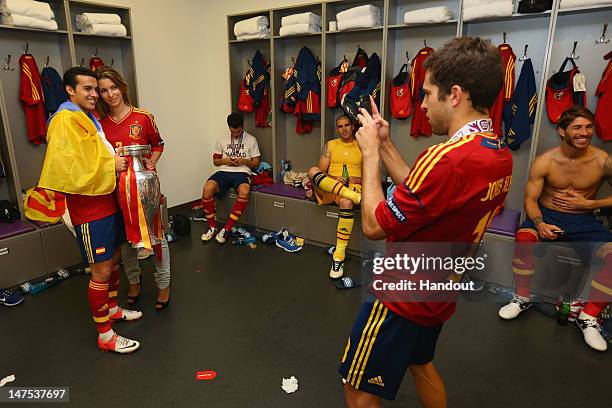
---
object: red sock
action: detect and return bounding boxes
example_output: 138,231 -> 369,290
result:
224,197 -> 248,231
512,229 -> 539,298
202,197 -> 216,229
108,264 -> 120,310
88,279 -> 111,334
583,302 -> 608,318
586,245 -> 612,308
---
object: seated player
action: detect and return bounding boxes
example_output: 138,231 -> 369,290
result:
307,114 -> 362,279
499,107 -> 612,352
201,113 -> 261,244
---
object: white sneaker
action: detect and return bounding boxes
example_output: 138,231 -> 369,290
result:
98,333 -> 140,354
110,307 -> 143,322
498,294 -> 531,320
576,312 -> 608,352
215,229 -> 229,244
329,260 -> 344,279
201,227 -> 217,242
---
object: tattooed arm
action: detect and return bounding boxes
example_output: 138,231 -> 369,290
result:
318,141 -> 331,173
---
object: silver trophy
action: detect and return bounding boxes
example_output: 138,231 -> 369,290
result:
122,144 -> 161,248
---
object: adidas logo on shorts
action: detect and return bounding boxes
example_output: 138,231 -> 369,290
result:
367,376 -> 384,387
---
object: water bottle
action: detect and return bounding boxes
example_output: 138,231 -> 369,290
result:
557,293 -> 571,326
342,164 -> 350,186
279,160 -> 286,181
29,276 -> 59,295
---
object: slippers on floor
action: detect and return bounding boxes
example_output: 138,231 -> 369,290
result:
335,276 -> 361,289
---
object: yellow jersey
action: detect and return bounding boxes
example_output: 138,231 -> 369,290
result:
327,138 -> 362,178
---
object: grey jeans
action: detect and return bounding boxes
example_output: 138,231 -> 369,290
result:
121,240 -> 171,289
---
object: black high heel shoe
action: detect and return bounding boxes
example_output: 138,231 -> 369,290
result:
155,298 -> 170,311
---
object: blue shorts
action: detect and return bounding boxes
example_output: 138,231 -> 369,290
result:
520,207 -> 612,244
208,171 -> 250,199
75,213 -> 126,264
339,298 -> 443,401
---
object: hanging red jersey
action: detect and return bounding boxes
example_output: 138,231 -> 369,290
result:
545,58 -> 586,124
99,107 -> 164,152
19,54 -> 47,144
390,63 -> 411,119
489,44 -> 516,137
410,47 -> 433,138
595,51 -> 612,141
90,57 -> 105,71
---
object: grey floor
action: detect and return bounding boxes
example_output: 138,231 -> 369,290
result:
1,221 -> 611,408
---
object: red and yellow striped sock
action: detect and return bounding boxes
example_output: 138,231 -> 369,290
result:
202,197 -> 216,229
224,197 -> 248,231
88,279 -> 111,334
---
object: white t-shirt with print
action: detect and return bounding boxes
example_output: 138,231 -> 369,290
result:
214,131 -> 261,174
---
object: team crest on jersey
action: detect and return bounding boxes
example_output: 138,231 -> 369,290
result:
129,124 -> 143,139
554,91 -> 565,100
331,78 -> 338,86
396,89 -> 404,97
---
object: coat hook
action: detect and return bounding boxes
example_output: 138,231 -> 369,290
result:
569,41 -> 579,60
80,57 -> 84,67
23,43 -> 29,54
44,56 -> 49,67
596,24 -> 609,44
519,44 -> 529,61
405,51 -> 410,60
503,32 -> 507,44
423,39 -> 427,48
93,48 -> 98,57
3,54 -> 14,71
110,58 -> 114,67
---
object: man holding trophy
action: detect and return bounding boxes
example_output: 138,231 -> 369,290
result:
38,67 -> 142,354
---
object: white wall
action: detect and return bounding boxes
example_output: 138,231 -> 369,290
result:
87,0 -> 321,207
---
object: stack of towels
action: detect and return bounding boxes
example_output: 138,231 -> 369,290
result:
463,0 -> 514,21
1,0 -> 57,30
279,12 -> 321,36
76,13 -> 127,36
336,4 -> 381,31
561,0 -> 612,8
234,15 -> 269,41
404,6 -> 454,25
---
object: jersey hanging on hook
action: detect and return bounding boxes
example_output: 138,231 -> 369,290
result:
19,54 -> 46,144
595,51 -> 612,141
489,43 -> 516,138
410,46 -> 434,138
545,58 -> 586,124
90,56 -> 105,71
41,66 -> 68,119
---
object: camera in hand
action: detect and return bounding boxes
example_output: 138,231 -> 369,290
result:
341,94 -> 372,124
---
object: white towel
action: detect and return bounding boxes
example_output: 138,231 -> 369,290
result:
82,23 -> 127,36
561,0 -> 612,8
463,0 -> 511,6
236,29 -> 270,41
75,13 -> 121,30
281,12 -> 321,26
463,3 -> 514,21
2,13 -> 57,30
404,7 -> 453,24
279,23 -> 320,36
0,0 -> 54,21
336,4 -> 380,21
337,14 -> 380,31
234,15 -> 269,37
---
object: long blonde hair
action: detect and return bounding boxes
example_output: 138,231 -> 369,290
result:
95,67 -> 132,118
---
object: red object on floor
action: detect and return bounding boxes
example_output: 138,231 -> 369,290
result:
196,370 -> 217,380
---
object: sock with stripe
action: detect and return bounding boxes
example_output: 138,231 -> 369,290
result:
224,196 -> 248,231
512,229 -> 538,298
99,329 -> 115,343
202,197 -> 217,229
586,246 -> 612,310
333,209 -> 354,262
312,172 -> 360,205
88,279 -> 111,334
108,264 -> 120,312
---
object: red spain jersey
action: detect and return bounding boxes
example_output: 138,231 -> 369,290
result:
375,131 -> 513,325
490,44 -> 516,136
100,107 -> 164,152
19,54 -> 47,144
65,193 -> 118,226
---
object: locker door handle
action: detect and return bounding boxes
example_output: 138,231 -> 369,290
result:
273,201 -> 285,209
0,248 -> 8,256
325,212 -> 339,219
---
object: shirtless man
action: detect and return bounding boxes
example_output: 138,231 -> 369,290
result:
499,106 -> 612,352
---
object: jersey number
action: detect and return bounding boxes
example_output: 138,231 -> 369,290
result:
472,205 -> 503,243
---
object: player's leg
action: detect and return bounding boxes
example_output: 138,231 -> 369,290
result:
409,363 -> 447,408
499,227 -> 539,319
153,239 -> 171,310
216,176 -> 250,244
344,384 -> 380,408
330,197 -> 355,279
120,242 -> 141,304
201,177 -> 221,242
309,167 -> 361,205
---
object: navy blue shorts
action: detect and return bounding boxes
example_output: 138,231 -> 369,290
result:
339,298 -> 443,400
208,171 -> 250,199
75,213 -> 126,264
520,207 -> 612,243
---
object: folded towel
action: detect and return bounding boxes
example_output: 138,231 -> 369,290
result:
336,4 -> 380,21
1,0 -> 54,21
337,14 -> 380,31
2,13 -> 57,30
463,0 -> 512,6
279,23 -> 321,36
463,2 -> 515,21
404,7 -> 453,24
82,23 -> 127,36
234,15 -> 269,37
75,13 -> 121,30
561,0 -> 612,8
281,12 -> 321,26
236,29 -> 270,41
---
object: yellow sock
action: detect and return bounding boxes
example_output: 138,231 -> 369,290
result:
333,209 -> 354,261
312,172 -> 361,205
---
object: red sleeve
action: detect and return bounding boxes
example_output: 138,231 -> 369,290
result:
144,112 -> 164,152
375,156 -> 464,239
